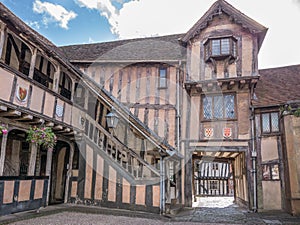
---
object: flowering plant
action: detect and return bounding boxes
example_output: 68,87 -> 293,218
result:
0,124 -> 8,136
26,126 -> 57,149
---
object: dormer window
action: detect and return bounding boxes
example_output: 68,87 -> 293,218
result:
204,36 -> 237,62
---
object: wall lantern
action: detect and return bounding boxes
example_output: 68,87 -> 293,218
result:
105,108 -> 119,129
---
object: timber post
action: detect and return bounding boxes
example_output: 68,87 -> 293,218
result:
45,147 -> 53,205
64,142 -> 74,203
27,142 -> 38,176
0,131 -> 8,176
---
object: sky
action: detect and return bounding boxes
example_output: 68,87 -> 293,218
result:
0,0 -> 300,69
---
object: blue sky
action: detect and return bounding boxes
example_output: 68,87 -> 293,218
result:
0,0 -> 300,69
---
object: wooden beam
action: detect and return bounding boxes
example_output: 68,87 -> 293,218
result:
15,114 -> 33,121
0,110 -> 21,117
45,122 -> 54,127
0,105 -> 7,112
227,80 -> 235,90
238,80 -> 246,89
57,128 -> 71,134
53,125 -> 63,131
28,118 -> 45,125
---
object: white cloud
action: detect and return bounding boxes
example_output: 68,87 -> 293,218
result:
75,0 -> 119,34
75,0 -> 98,9
26,21 -> 40,30
88,37 -> 95,43
33,0 -> 77,29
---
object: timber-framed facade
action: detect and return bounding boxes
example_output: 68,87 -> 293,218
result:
1,0 -> 300,217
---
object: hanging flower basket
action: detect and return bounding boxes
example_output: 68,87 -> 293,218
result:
26,126 -> 57,149
0,124 -> 8,136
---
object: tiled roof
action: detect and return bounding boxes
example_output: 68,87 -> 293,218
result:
59,34 -> 186,63
254,65 -> 300,107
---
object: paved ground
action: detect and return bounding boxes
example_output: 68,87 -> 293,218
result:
1,197 -> 300,225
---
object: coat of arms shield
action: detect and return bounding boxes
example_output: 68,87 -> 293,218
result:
204,128 -> 214,138
16,85 -> 28,103
223,127 -> 232,138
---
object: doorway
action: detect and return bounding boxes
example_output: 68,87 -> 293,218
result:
49,141 -> 70,204
192,151 -> 248,209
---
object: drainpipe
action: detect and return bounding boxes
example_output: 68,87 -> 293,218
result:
176,60 -> 182,153
250,85 -> 257,212
160,155 -> 166,214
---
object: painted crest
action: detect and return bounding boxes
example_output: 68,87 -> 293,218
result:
204,128 -> 214,138
55,104 -> 64,118
16,85 -> 28,103
223,127 -> 232,138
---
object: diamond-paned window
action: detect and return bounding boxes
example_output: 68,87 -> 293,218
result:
224,95 -> 235,118
271,112 -> 279,132
202,94 -> 235,120
262,112 -> 279,133
203,96 -> 212,119
262,114 -> 270,133
214,96 -> 223,119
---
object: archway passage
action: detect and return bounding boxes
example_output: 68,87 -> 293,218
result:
192,151 -> 248,209
49,141 -> 70,204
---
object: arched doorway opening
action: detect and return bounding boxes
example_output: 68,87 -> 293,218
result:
3,129 -> 28,176
49,141 -> 70,204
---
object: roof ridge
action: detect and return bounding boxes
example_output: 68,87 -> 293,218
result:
60,33 -> 184,48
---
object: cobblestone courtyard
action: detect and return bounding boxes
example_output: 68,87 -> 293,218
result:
2,198 -> 300,225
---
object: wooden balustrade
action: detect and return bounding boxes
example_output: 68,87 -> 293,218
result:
85,118 -> 160,179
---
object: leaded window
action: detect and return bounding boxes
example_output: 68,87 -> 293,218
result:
159,68 -> 167,88
202,94 -> 235,120
262,163 -> 280,181
204,36 -> 237,62
261,112 -> 279,133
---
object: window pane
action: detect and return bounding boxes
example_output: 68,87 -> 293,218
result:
160,78 -> 166,88
159,68 -> 167,88
214,95 -> 223,119
221,38 -> 230,55
224,95 -> 235,118
262,164 -> 270,180
262,113 -> 270,133
159,68 -> 166,78
232,40 -> 237,57
212,39 -> 220,56
271,112 -> 279,132
271,164 -> 280,180
203,96 -> 212,119
205,43 -> 210,59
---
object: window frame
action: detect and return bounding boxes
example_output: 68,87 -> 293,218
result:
261,112 -> 280,134
201,93 -> 237,121
59,72 -> 72,100
204,36 -> 237,62
262,163 -> 280,181
158,67 -> 168,89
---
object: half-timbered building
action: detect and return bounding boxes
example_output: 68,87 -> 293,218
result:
1,0 -> 300,217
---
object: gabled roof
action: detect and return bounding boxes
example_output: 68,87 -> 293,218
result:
181,0 -> 267,50
60,34 -> 186,63
254,65 -> 300,107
